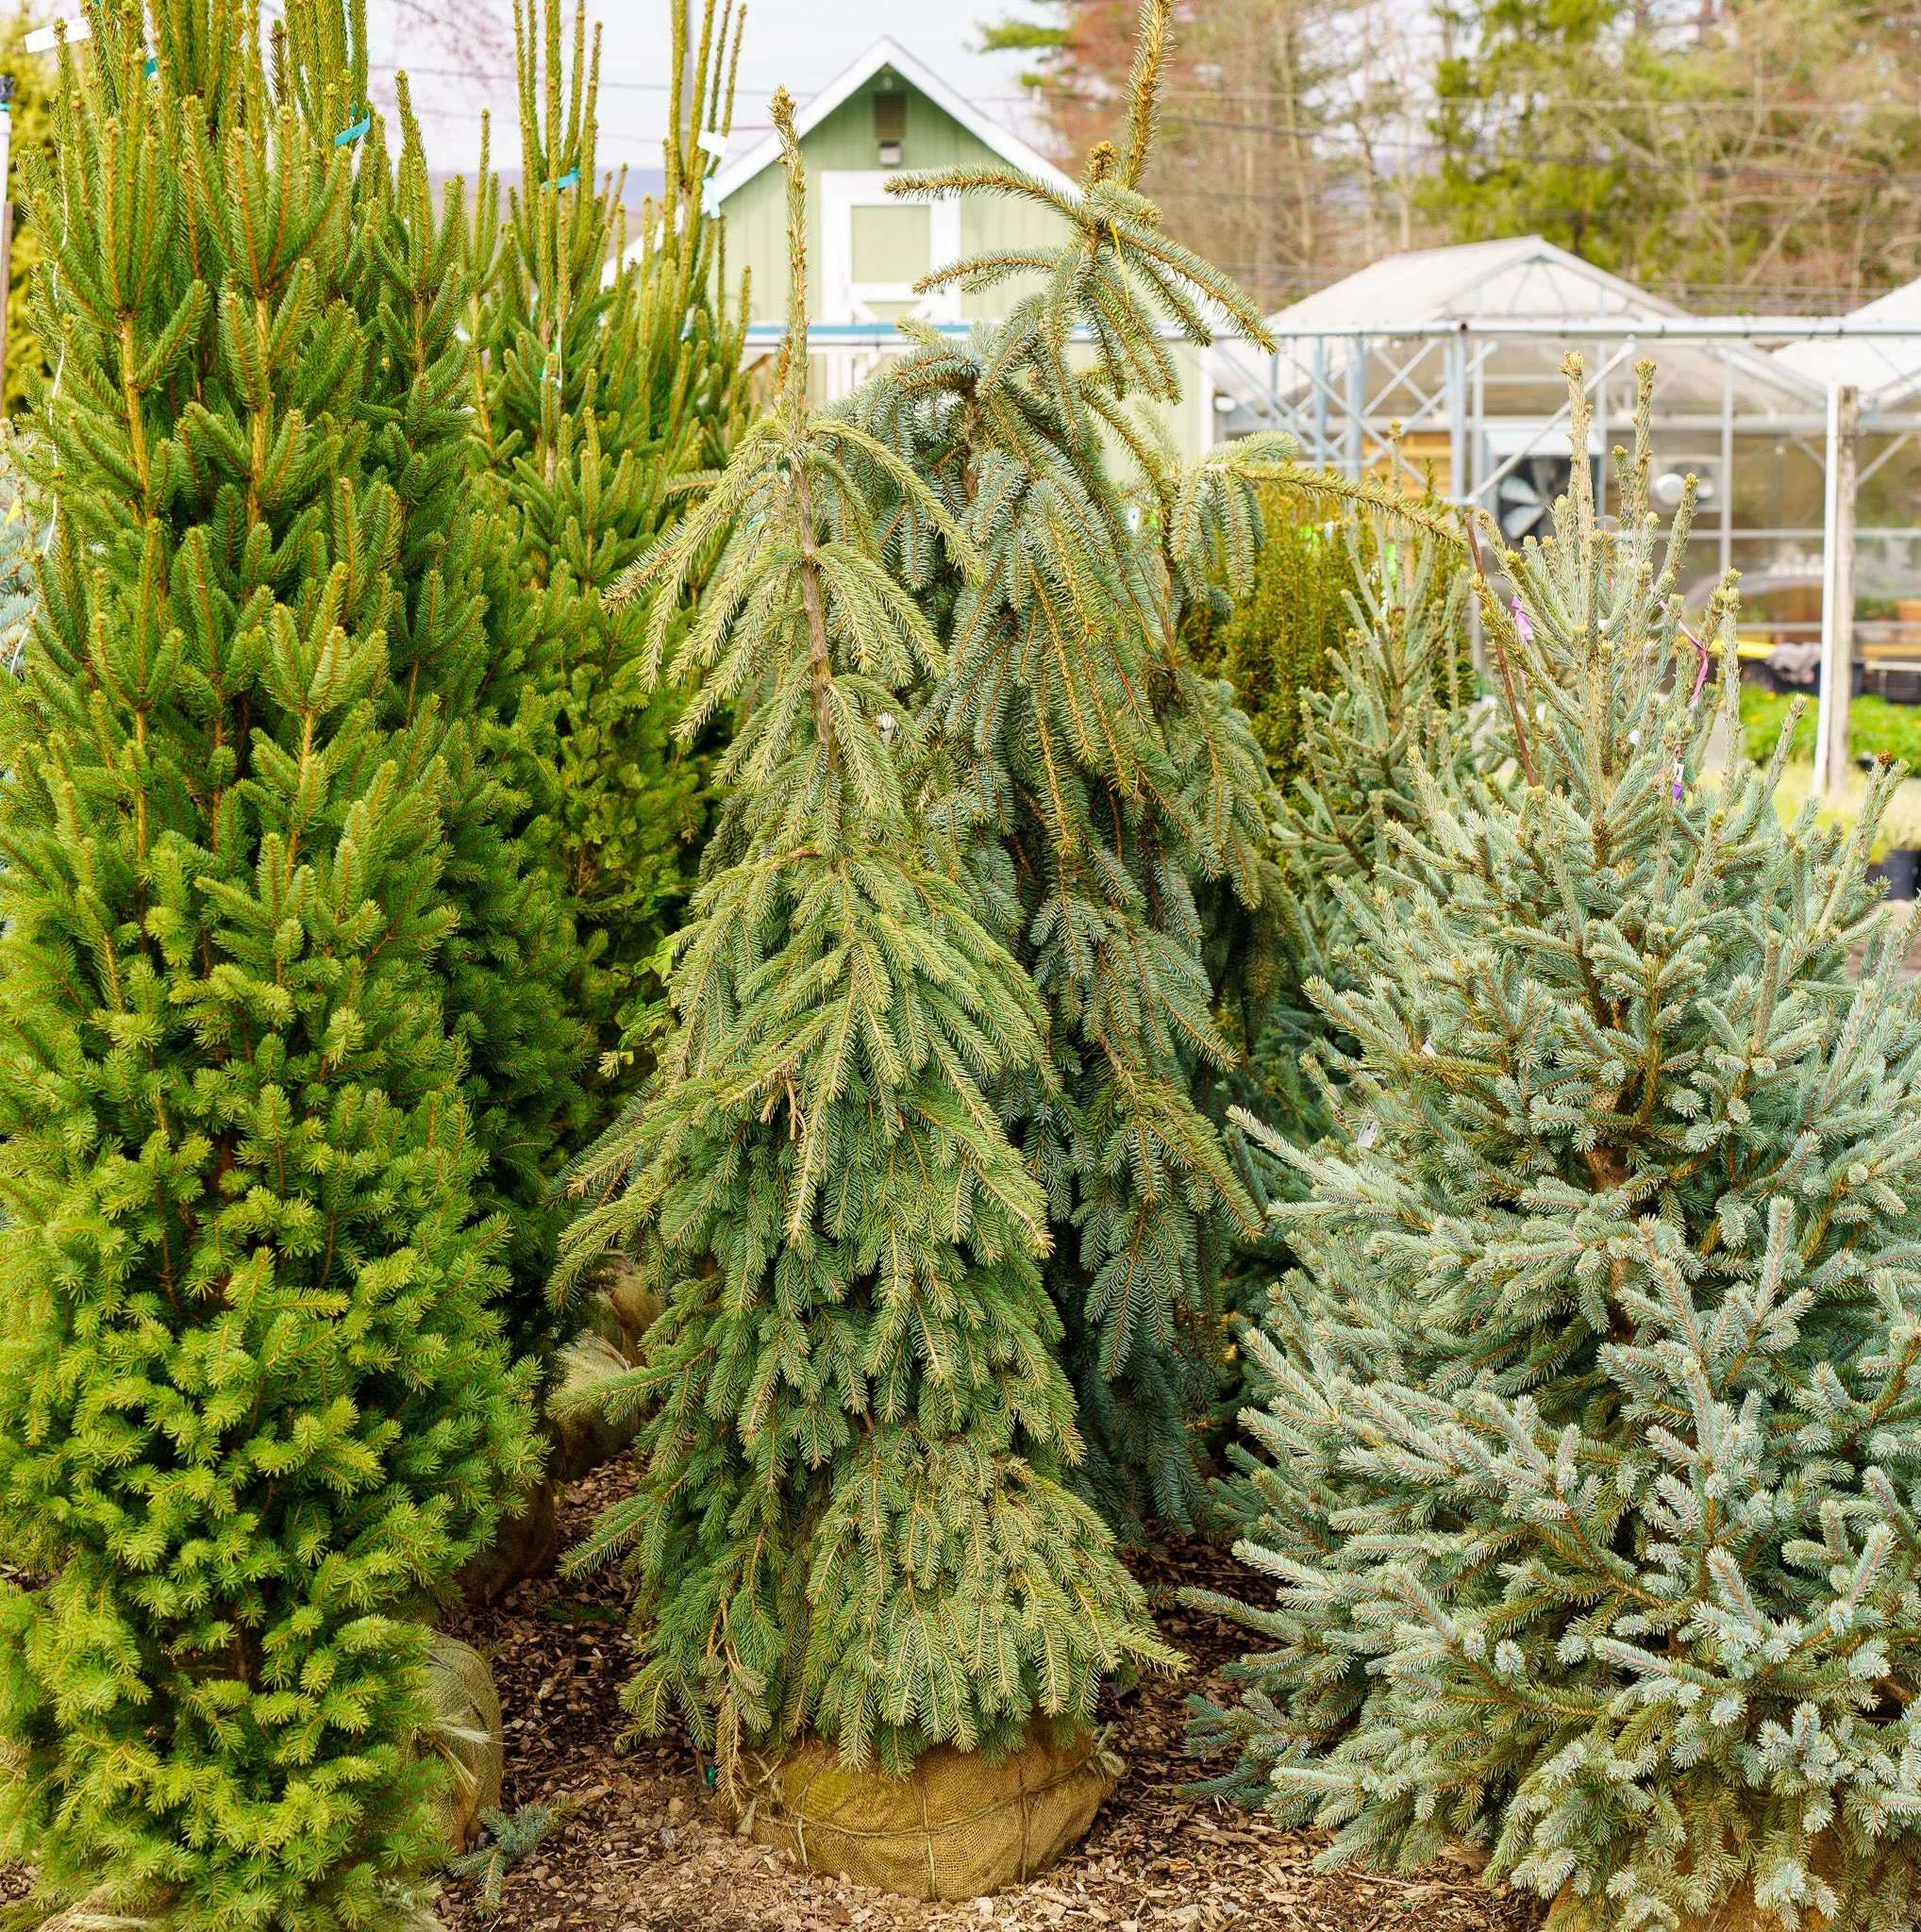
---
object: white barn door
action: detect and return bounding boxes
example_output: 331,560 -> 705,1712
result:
818,172 -> 960,399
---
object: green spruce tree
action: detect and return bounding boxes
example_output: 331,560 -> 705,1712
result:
1,4 -> 59,418
1190,501 -> 1355,791
1192,362 -> 1921,1932
1266,505 -> 1478,1030
473,0 -> 750,1113
0,6 -> 537,1924
301,5 -> 592,1357
851,0 -> 1295,1536
552,94 -> 1171,1776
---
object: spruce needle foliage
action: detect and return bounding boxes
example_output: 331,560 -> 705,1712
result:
841,0 -> 1296,1538
313,5 -> 592,1358
1190,502 -> 1356,791
471,0 -> 751,1117
445,1804 -> 561,1915
554,93 -> 1171,1780
1213,501 -> 1480,1217
1192,362 -> 1921,1932
0,5 -> 537,1924
1267,508 -> 1480,1038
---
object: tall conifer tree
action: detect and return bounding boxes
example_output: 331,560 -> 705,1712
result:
0,5 -> 536,1922
849,0 -> 1294,1534
300,0 -> 592,1357
554,94 -> 1170,1777
473,0 -> 750,1112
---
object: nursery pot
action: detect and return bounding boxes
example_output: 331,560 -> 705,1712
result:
730,1724 -> 1122,1901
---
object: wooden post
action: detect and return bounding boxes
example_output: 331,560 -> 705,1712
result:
1814,383 -> 1860,801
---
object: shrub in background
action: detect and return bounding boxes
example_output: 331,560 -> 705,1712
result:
331,3 -> 593,1364
1219,507 -> 1479,1257
1192,497 -> 1355,791
0,5 -> 56,419
0,7 -> 536,1923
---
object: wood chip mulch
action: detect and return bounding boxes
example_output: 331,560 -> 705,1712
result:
434,1462 -> 1544,1932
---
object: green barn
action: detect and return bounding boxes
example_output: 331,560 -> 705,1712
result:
696,37 -> 1218,455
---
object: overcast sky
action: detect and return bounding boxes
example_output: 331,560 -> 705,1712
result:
376,0 -> 1044,180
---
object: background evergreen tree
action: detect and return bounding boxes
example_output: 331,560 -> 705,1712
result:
553,94 -> 1170,1778
1192,363 -> 1921,1932
1265,508 -> 1477,1032
473,0 -> 750,1116
1208,502 -> 1478,1203
1189,503 -> 1351,793
0,4 -> 536,1924
301,4 -> 592,1358
847,0 -> 1295,1536
0,4 -> 58,418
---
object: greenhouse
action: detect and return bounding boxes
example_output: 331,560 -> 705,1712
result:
1208,236 -> 1921,691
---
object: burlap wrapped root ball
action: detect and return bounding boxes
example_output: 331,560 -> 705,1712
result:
423,1632 -> 505,1853
456,1476 -> 560,1606
733,1725 -> 1123,1900
545,1331 -> 644,1484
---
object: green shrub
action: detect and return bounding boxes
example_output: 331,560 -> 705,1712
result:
1742,686 -> 1921,776
1193,501 -> 1354,786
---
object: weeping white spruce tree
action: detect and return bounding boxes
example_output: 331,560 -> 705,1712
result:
552,92 -> 1171,1780
1194,362 -> 1921,1932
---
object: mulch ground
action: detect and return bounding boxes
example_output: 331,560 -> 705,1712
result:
434,1463 -> 1544,1932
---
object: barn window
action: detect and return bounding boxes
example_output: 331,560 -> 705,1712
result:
875,85 -> 905,166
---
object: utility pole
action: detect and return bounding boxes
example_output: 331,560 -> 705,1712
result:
1814,383 -> 1860,801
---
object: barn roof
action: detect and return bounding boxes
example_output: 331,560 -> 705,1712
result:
710,37 -> 1077,206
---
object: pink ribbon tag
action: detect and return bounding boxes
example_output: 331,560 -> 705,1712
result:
1679,622 -> 1711,704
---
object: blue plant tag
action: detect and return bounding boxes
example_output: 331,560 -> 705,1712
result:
143,55 -> 157,77
554,167 -> 579,191
335,110 -> 371,148
700,176 -> 722,218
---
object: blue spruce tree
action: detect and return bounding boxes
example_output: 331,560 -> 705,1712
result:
1194,362 -> 1921,1932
